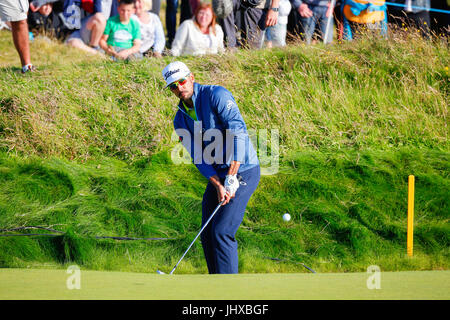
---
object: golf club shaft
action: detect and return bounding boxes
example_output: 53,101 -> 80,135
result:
169,201 -> 224,274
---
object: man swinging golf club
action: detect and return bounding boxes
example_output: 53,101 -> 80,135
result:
162,61 -> 260,274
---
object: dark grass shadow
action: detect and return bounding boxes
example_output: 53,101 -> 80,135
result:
0,66 -> 22,74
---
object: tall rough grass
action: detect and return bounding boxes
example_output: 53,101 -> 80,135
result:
0,31 -> 448,160
0,148 -> 448,273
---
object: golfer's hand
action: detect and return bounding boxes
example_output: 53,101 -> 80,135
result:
298,4 -> 313,18
224,174 -> 239,199
209,175 -> 232,205
217,184 -> 231,205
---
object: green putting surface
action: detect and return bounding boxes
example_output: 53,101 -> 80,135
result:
0,268 -> 448,300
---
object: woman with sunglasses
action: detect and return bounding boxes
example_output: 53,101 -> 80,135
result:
162,61 -> 260,274
170,2 -> 224,56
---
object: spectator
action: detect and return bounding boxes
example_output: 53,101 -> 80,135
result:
235,0 -> 280,49
28,0 -> 71,41
190,0 -> 202,14
388,0 -> 431,38
291,0 -> 334,44
151,0 -> 161,15
166,0 -> 177,46
214,0 -> 238,48
132,0 -> 165,57
340,0 -> 388,40
171,2 -> 224,56
166,0 -> 199,47
65,0 -> 119,54
99,0 -> 142,60
0,0 -> 35,73
265,0 -> 291,47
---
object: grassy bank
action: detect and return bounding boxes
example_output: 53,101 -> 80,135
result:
0,30 -> 448,273
0,148 -> 448,273
0,31 -> 448,159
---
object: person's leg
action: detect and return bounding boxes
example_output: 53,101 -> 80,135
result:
287,6 -> 301,38
269,23 -> 287,47
342,17 -> 353,40
209,166 -> 260,274
219,14 -> 238,48
387,8 -> 404,30
11,19 -> 31,67
364,18 -> 387,38
109,46 -> 143,61
299,14 -> 316,44
67,37 -> 100,55
409,10 -> 431,38
67,16 -> 102,54
83,13 -> 107,47
265,26 -> 273,48
317,5 -> 333,43
0,0 -> 33,69
217,0 -> 238,48
180,0 -> 192,24
126,52 -> 143,61
242,8 -> 266,49
166,0 -> 179,46
151,0 -> 161,15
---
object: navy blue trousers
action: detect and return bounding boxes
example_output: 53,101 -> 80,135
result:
200,165 -> 260,274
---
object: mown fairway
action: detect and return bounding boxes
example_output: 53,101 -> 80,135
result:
0,268 -> 449,300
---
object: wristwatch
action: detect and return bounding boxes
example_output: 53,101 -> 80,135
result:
270,7 -> 279,12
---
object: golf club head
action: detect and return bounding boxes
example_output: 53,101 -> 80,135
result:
156,269 -> 166,274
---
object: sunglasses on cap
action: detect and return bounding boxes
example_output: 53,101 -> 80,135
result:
168,78 -> 188,90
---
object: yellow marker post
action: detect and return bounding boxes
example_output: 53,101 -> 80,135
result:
407,175 -> 415,257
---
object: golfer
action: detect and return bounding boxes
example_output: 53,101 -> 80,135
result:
162,61 -> 260,274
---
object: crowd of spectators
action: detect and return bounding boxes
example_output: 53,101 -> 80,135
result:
0,0 -> 449,67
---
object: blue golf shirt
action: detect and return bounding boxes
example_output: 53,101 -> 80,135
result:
173,82 -> 259,179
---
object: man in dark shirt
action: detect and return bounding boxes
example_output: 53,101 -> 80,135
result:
28,0 -> 71,41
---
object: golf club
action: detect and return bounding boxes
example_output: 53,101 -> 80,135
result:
157,200 -> 224,275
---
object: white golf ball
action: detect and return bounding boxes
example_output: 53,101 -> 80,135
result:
283,213 -> 291,222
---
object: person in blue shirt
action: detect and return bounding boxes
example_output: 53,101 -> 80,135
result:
162,61 -> 261,274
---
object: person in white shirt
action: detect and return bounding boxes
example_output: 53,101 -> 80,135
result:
132,0 -> 165,57
265,0 -> 291,47
171,2 -> 224,56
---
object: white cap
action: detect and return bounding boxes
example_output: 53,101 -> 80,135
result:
162,61 -> 191,88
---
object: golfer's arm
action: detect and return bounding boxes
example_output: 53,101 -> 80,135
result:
207,161 -> 240,188
228,161 -> 240,176
209,175 -> 223,188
